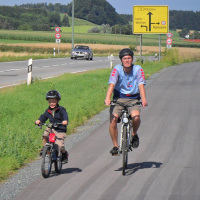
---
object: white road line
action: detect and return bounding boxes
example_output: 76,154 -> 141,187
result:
71,70 -> 87,74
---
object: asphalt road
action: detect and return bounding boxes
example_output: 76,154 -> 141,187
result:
0,57 -> 120,88
11,61 -> 200,200
0,56 -> 155,88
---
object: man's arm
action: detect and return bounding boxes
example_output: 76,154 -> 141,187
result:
105,83 -> 115,106
138,84 -> 148,107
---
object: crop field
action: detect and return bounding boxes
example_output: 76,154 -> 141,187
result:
1,29 -> 200,48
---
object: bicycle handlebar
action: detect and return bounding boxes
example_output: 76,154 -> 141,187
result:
36,123 -> 63,129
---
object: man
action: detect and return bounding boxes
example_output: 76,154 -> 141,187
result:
104,48 -> 148,155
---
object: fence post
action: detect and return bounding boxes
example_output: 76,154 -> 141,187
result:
108,54 -> 114,69
27,58 -> 32,85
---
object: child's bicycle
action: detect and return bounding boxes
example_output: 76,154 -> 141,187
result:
111,100 -> 142,175
37,123 -> 64,178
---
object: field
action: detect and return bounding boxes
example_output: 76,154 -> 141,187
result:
1,43 -> 200,60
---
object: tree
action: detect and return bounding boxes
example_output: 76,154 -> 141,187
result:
62,14 -> 70,27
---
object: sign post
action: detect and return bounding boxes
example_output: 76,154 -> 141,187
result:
166,32 -> 173,48
55,27 -> 61,54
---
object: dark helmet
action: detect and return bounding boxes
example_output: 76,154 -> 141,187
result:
119,48 -> 134,60
46,90 -> 61,100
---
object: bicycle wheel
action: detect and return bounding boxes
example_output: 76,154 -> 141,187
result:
122,125 -> 128,175
54,151 -> 62,173
41,145 -> 52,178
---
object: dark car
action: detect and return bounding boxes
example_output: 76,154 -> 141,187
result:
71,45 -> 93,60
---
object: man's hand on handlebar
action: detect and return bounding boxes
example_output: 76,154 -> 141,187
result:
104,98 -> 111,106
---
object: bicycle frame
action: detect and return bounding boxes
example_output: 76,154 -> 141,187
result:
119,109 -> 132,154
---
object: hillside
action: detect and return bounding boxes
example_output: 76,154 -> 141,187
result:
65,0 -> 128,26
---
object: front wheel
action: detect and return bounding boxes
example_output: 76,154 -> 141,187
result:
122,125 -> 128,175
41,145 -> 52,178
54,151 -> 62,173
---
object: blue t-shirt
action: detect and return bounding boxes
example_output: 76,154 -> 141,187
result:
108,64 -> 146,99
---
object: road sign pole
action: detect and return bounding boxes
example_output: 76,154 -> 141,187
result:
72,0 -> 74,49
140,34 -> 142,62
159,34 -> 161,61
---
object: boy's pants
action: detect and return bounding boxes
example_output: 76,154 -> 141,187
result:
43,128 -> 66,151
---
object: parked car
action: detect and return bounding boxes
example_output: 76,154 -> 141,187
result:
71,45 -> 93,60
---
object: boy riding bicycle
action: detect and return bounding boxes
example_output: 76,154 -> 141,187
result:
35,90 -> 69,163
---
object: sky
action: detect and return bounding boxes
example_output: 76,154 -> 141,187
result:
1,0 -> 200,14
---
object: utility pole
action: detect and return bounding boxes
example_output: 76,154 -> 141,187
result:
72,0 -> 74,49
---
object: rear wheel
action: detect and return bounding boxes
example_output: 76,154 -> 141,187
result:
41,146 -> 52,178
122,125 -> 128,175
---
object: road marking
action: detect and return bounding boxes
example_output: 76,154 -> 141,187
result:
71,70 -> 87,74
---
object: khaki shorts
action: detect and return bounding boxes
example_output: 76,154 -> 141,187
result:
43,128 -> 66,150
110,98 -> 141,117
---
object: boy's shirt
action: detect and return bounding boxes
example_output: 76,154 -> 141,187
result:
38,105 -> 68,133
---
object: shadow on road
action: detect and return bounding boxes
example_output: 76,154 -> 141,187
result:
115,161 -> 162,176
61,167 -> 82,174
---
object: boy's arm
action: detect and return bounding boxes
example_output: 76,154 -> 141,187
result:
36,111 -> 48,124
61,107 -> 68,125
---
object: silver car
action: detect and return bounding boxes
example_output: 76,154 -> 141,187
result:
71,45 -> 93,60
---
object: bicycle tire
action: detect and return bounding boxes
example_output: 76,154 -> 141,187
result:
41,145 -> 52,178
54,151 -> 62,173
122,125 -> 128,175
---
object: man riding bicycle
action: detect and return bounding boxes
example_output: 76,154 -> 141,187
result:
104,48 -> 148,155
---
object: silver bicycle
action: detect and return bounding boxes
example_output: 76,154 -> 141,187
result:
111,100 -> 142,175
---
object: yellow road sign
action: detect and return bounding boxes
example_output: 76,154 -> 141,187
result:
133,5 -> 169,34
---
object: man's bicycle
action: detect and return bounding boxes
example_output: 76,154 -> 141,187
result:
111,100 -> 142,175
37,123 -> 64,178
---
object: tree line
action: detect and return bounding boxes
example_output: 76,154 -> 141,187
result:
0,1 -> 200,37
0,5 -> 70,31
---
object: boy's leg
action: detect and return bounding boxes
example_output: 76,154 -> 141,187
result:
40,128 -> 50,155
54,131 -> 68,162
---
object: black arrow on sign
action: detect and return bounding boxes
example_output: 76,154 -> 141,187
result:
141,25 -> 148,31
147,12 -> 153,31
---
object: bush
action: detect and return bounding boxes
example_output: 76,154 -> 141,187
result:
162,48 -> 180,65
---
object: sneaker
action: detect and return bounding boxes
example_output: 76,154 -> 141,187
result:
110,146 -> 119,155
62,151 -> 69,163
131,134 -> 139,148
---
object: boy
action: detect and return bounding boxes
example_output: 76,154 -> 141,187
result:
35,90 -> 69,163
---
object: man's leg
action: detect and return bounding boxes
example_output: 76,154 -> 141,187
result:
131,110 -> 141,148
109,113 -> 120,154
109,113 -> 119,147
